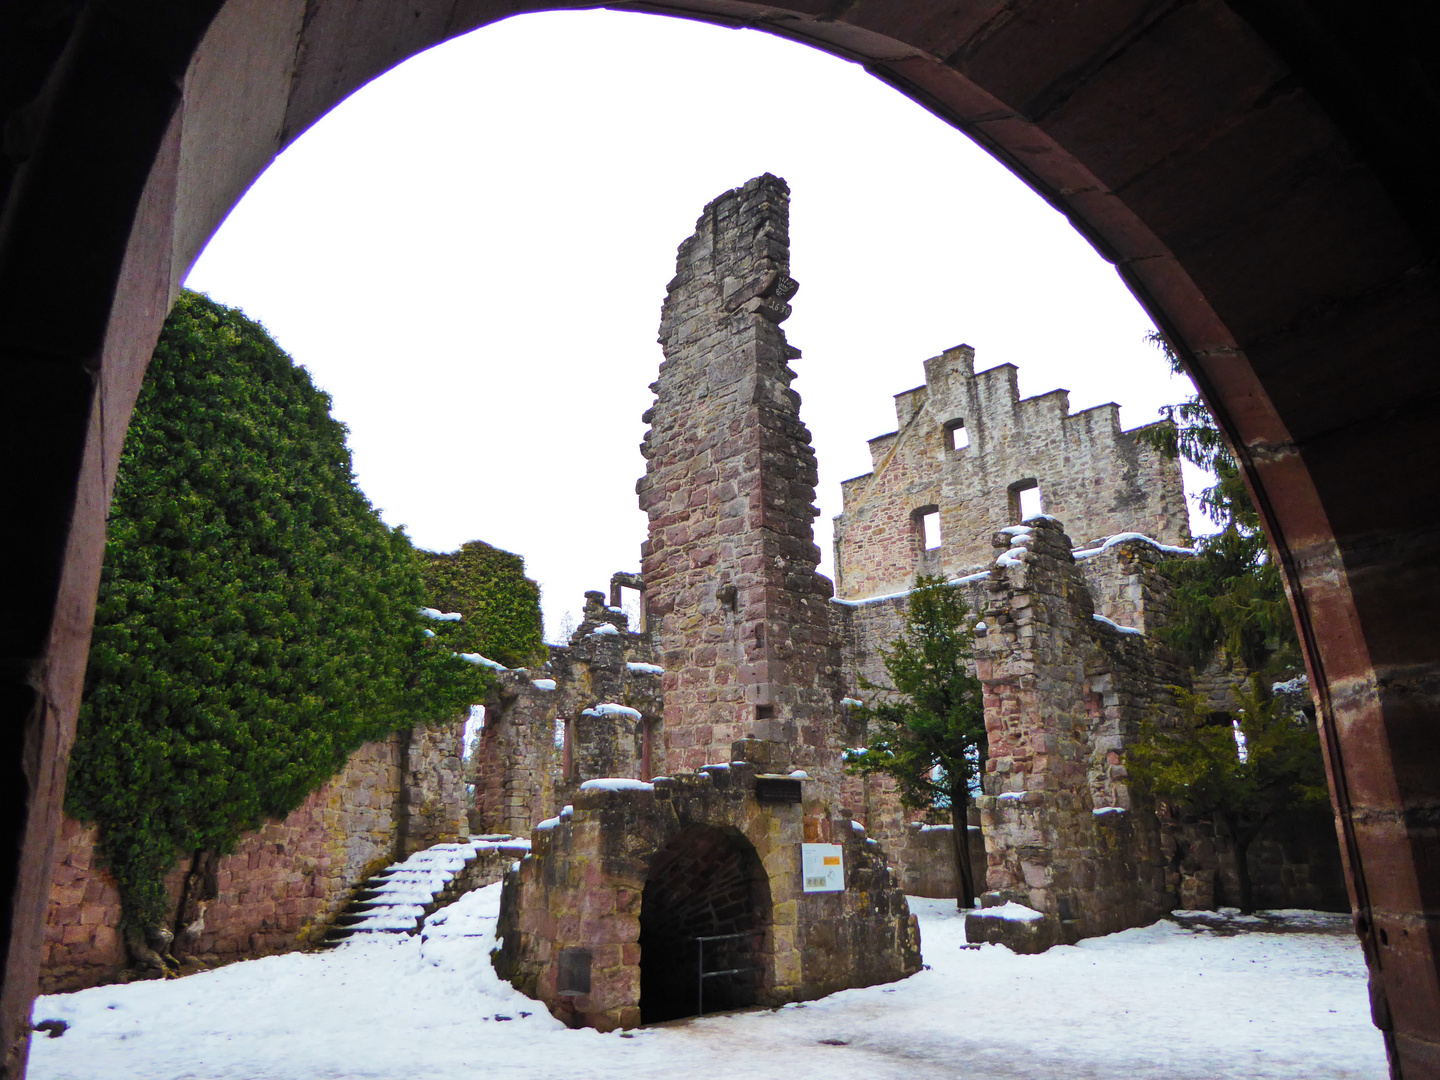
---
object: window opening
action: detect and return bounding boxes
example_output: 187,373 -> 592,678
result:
559,717 -> 575,782
1008,479 -> 1042,523
943,418 -> 969,450
619,585 -> 644,632
918,508 -> 941,550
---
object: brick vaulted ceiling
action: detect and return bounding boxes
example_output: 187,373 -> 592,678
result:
1,2 -> 1436,1076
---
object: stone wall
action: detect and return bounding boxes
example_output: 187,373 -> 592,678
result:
832,343 -> 1188,601
971,517 -> 1178,944
473,589 -> 664,837
41,718 -> 468,991
897,822 -> 987,899
637,175 -> 851,802
493,741 -> 919,1031
1074,535 -> 1183,635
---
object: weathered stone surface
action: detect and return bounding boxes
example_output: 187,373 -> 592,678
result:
474,589 -> 664,836
637,175 -> 853,802
40,719 -> 467,991
494,743 -> 919,1031
832,343 -> 1188,601
972,517 -> 1176,941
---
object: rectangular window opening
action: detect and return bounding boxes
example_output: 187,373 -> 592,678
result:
618,585 -> 645,633
1008,479 -> 1042,523
943,418 -> 969,450
920,509 -> 941,550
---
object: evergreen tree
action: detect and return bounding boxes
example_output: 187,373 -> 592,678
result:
1126,678 -> 1328,912
844,577 -> 987,909
1138,332 -> 1300,680
1130,333 -> 1325,912
68,291 -> 491,960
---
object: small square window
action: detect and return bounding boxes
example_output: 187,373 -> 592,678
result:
943,419 -> 969,450
1008,480 -> 1043,523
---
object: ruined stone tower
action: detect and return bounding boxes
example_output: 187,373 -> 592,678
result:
638,175 -> 846,787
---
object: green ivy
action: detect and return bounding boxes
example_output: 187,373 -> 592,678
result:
68,291 -> 491,930
418,542 -> 544,669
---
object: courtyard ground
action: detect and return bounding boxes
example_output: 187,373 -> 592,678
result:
28,885 -> 1387,1080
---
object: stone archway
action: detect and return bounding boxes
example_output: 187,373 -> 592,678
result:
639,825 -> 771,1024
3,3 -> 1438,1075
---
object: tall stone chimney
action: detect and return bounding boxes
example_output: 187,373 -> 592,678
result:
637,175 -> 844,789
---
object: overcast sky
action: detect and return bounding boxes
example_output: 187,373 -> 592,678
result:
185,9 -> 1204,639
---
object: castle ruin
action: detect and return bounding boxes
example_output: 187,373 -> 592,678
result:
40,173 -> 1343,1012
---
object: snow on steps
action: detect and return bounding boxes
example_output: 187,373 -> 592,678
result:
321,835 -> 530,948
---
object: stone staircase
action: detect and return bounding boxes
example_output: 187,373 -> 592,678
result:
321,834 -> 529,947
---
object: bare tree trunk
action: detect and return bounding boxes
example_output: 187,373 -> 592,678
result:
951,799 -> 976,910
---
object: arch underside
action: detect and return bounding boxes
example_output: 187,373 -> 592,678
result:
1,1 -> 1436,1075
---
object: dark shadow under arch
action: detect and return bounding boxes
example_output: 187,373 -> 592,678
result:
639,825 -> 771,1024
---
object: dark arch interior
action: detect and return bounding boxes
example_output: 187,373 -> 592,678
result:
639,825 -> 771,1024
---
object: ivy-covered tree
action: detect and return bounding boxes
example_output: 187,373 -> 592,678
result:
844,576 -> 987,909
1126,679 -> 1328,913
69,291 -> 491,964
1137,332 -> 1301,681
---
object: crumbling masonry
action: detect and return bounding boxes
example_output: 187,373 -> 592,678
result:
483,175 -> 1344,987
42,173 -> 1344,1000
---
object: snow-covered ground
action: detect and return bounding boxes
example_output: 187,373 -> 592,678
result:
28,887 -> 1386,1080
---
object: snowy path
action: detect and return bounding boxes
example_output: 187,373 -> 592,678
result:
28,888 -> 1386,1080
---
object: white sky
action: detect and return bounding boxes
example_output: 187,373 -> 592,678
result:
185,9 -> 1205,639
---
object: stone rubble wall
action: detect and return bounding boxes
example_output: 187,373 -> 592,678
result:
41,719 -> 468,992
897,822 -> 988,899
971,517 -> 1177,943
637,175 -> 849,806
474,589 -> 664,837
833,343 -> 1189,601
1074,536 -> 1179,635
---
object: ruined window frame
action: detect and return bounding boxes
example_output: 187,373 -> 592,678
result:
943,418 -> 969,451
912,504 -> 942,552
1007,479 -> 1042,523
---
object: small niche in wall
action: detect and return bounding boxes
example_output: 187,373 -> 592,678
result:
943,418 -> 969,450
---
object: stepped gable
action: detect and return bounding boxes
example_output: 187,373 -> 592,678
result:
833,343 -> 1188,600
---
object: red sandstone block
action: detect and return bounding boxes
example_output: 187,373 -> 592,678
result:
79,880 -> 106,904
91,925 -> 119,955
61,924 -> 90,945
52,903 -> 80,926
589,943 -> 623,969
78,904 -> 105,926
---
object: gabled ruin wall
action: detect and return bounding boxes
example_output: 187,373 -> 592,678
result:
834,344 -> 1189,601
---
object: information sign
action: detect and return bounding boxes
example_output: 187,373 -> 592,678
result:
801,843 -> 845,893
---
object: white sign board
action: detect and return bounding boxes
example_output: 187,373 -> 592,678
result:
801,843 -> 845,893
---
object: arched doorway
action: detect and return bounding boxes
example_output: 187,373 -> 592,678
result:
639,825 -> 771,1024
4,3 -> 1439,1074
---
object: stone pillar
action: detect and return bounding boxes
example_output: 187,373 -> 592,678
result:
972,517 -> 1173,944
637,175 -> 844,798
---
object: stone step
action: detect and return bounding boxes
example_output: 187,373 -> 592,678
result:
317,834 -> 527,950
